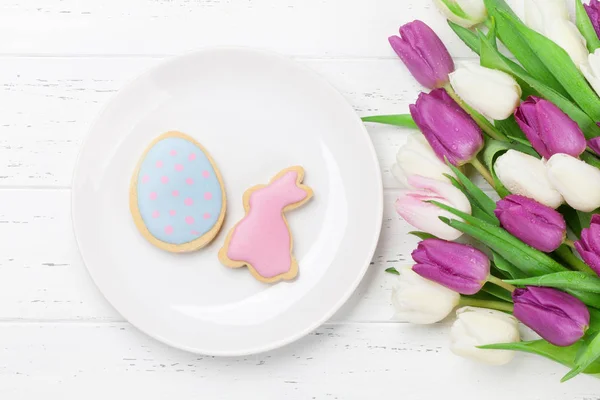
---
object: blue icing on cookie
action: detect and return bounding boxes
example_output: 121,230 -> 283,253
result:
136,136 -> 223,245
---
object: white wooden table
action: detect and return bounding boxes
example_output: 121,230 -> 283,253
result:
0,0 -> 598,398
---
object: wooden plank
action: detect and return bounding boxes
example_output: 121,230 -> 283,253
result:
0,57 -> 423,188
0,322 -> 597,399
0,0 -> 522,57
0,188 -> 418,322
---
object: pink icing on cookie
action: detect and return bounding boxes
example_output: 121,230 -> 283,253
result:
169,210 -> 176,216
161,176 -> 169,184
175,163 -> 184,171
186,177 -> 194,185
189,153 -> 196,161
226,170 -> 310,278
202,170 -> 210,178
204,192 -> 212,200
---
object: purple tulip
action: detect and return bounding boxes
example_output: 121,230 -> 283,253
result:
494,195 -> 566,253
513,286 -> 589,347
411,239 -> 490,295
575,214 -> 600,276
514,96 -> 586,159
585,0 -> 600,39
410,88 -> 483,166
389,20 -> 455,89
588,137 -> 600,156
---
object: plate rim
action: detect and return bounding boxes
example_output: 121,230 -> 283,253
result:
71,46 -> 384,356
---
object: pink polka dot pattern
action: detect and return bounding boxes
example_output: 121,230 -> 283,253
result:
165,225 -> 174,235
142,175 -> 150,183
152,210 -> 160,218
156,160 -> 163,168
161,176 -> 169,184
189,153 -> 196,161
191,230 -> 201,236
184,198 -> 194,206
175,164 -> 184,172
169,210 -> 176,216
202,170 -> 210,178
185,216 -> 194,225
150,192 -> 157,200
204,192 -> 213,200
172,190 -> 179,197
203,212 -> 211,219
186,178 -> 194,185
170,150 -> 177,156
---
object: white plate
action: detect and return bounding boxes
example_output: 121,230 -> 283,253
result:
72,47 -> 383,356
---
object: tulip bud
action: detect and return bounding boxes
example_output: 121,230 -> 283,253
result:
513,286 -> 589,347
389,20 -> 455,89
525,0 -> 588,67
546,153 -> 600,212
392,132 -> 456,186
450,307 -> 520,365
391,265 -> 460,324
514,96 -> 586,159
581,50 -> 600,98
410,88 -> 483,166
449,63 -> 522,120
585,0 -> 600,39
495,150 -> 564,209
433,0 -> 487,28
396,175 -> 472,241
412,239 -> 490,295
575,215 -> 600,276
495,195 -> 566,253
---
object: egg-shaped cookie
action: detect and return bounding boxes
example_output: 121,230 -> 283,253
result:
130,131 -> 226,252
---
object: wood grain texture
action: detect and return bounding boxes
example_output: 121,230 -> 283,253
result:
0,323 -> 598,399
0,0 -> 522,57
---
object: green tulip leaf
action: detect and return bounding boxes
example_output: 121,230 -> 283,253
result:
496,9 -> 600,122
445,164 -> 498,222
481,340 -> 600,375
481,140 -> 514,198
563,332 -> 600,382
589,308 -> 600,333
483,0 -> 569,98
407,231 -> 437,240
448,20 -> 480,54
492,251 -> 526,279
505,272 -> 600,292
494,116 -> 526,141
444,173 -> 499,225
481,281 -> 513,302
575,0 -> 600,53
479,30 -> 600,139
385,267 -> 399,275
361,114 -> 418,129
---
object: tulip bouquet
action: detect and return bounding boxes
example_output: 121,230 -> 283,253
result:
363,0 -> 600,382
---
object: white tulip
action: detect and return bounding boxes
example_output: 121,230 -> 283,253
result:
433,0 -> 487,28
495,150 -> 564,208
581,50 -> 600,97
525,0 -> 588,67
449,63 -> 522,120
450,307 -> 520,366
391,265 -> 460,324
396,175 -> 472,240
546,153 -> 600,212
392,133 -> 456,187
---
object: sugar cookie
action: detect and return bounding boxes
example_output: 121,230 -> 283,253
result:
218,166 -> 313,283
130,131 -> 226,252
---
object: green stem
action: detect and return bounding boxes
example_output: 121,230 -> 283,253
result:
488,275 -> 516,293
555,244 -> 595,275
458,296 -> 514,313
564,239 -> 576,249
443,84 -> 509,142
469,157 -> 496,188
